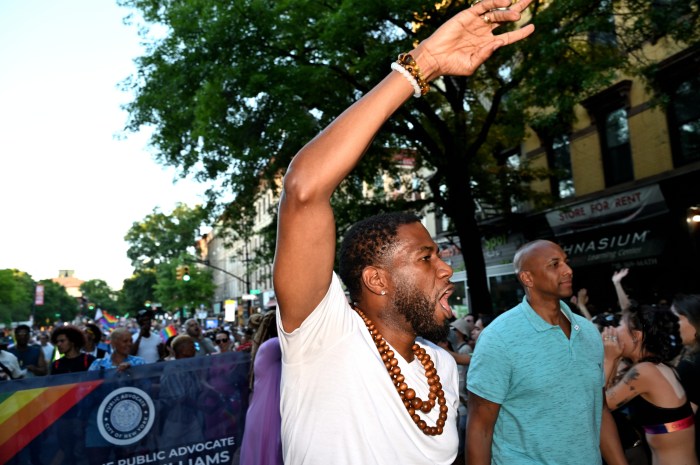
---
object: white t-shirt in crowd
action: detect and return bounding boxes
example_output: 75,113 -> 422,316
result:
0,350 -> 23,380
41,343 -> 54,363
278,272 -> 459,465
132,333 -> 161,363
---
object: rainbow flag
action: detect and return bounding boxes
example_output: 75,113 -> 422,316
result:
160,324 -> 178,342
0,380 -> 103,463
102,311 -> 118,324
97,310 -> 118,329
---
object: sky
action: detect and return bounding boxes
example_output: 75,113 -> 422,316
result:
0,1 -> 211,290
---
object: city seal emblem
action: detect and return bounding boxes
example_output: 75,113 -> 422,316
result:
97,386 -> 155,445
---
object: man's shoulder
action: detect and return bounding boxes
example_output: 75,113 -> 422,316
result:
486,305 -> 526,332
0,350 -> 19,362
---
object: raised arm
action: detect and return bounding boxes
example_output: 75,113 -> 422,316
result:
273,0 -> 535,332
612,268 -> 631,312
573,288 -> 593,320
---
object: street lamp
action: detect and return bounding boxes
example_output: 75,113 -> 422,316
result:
688,206 -> 700,224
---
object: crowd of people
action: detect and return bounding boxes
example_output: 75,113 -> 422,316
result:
0,309 -> 269,379
3,1 -> 700,463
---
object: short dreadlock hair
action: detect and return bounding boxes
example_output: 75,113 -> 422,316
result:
338,211 -> 421,302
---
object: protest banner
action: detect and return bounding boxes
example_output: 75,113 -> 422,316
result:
0,351 -> 250,465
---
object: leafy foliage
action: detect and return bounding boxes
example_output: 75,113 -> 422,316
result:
154,260 -> 216,318
33,280 -> 79,325
123,203 -> 215,316
0,269 -> 34,324
118,269 -> 158,316
124,203 -> 209,270
80,279 -> 119,313
119,0 -> 699,311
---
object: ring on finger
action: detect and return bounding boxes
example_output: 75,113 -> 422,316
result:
472,0 -> 483,5
482,14 -> 492,24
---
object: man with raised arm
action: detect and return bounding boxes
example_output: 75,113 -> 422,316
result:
272,1 -> 534,463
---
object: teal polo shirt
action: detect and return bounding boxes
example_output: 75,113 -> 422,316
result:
467,297 -> 604,465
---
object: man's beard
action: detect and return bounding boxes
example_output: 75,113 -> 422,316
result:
393,280 -> 450,344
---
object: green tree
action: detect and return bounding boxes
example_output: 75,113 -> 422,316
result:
118,270 -> 158,316
119,0 -> 699,311
124,203 -> 209,271
154,260 -> 215,318
0,269 -> 35,324
34,280 -> 79,325
80,279 -> 118,314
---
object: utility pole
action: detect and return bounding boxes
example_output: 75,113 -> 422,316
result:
244,243 -> 252,320
185,256 -> 252,319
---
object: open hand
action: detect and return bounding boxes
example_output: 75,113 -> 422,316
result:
612,268 -> 629,285
415,0 -> 535,80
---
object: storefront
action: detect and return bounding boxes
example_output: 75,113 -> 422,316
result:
439,232 -> 526,316
440,167 -> 700,316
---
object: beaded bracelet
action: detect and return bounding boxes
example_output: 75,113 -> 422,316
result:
391,62 -> 422,98
396,53 -> 430,96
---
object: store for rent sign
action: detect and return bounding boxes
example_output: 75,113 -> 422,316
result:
546,184 -> 668,235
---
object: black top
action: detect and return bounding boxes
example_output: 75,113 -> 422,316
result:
627,394 -> 693,427
51,353 -> 96,375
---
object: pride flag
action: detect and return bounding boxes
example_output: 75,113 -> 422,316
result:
98,311 -> 118,329
160,324 -> 178,342
102,311 -> 118,324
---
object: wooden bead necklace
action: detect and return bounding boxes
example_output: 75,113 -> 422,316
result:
354,306 -> 448,436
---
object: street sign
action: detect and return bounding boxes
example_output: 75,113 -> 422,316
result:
250,289 -> 262,295
241,294 -> 257,300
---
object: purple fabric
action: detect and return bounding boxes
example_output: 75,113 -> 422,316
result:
239,337 -> 283,465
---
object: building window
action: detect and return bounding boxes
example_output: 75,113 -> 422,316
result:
666,75 -> 700,165
588,0 -> 617,46
601,108 -> 633,186
533,123 -> 575,201
655,47 -> 700,167
548,134 -> 575,200
669,75 -> 700,165
582,80 -> 634,188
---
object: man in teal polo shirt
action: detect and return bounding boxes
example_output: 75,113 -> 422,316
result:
466,240 -> 627,465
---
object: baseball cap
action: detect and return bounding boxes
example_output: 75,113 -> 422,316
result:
450,318 -> 470,336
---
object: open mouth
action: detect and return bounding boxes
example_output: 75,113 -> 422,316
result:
438,284 -> 455,318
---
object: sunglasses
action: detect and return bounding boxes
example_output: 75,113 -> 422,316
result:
215,338 -> 229,344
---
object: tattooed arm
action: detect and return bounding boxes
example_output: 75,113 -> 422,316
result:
605,362 -> 652,411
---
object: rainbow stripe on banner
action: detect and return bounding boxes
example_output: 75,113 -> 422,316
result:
0,353 -> 250,465
160,324 -> 178,342
0,380 -> 103,463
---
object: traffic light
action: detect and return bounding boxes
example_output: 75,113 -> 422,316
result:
176,266 -> 184,280
182,266 -> 191,282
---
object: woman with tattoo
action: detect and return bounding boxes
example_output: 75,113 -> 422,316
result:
672,294 -> 700,462
603,304 -> 698,465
